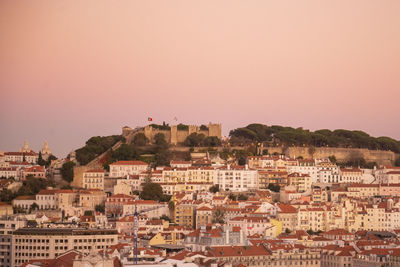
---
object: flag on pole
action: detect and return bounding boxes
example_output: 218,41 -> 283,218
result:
148,117 -> 153,121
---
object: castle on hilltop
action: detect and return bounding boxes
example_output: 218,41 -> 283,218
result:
122,123 -> 222,145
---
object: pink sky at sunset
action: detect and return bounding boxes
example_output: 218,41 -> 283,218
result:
1,0 -> 399,157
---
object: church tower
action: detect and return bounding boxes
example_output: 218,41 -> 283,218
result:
20,140 -> 31,153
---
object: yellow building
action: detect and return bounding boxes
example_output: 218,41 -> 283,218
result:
149,232 -> 166,246
270,218 -> 283,237
173,200 -> 197,228
347,184 -> 379,198
288,173 -> 311,193
0,202 -> 13,216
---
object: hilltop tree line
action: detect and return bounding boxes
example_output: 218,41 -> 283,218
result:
230,124 -> 400,153
75,129 -> 222,170
75,135 -> 124,165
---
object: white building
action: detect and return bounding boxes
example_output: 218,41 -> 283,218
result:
109,160 -> 148,178
83,169 -> 105,190
215,165 -> 258,192
4,152 -> 38,164
0,167 -> 18,179
340,168 -> 363,183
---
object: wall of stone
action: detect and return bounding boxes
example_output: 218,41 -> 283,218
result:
124,123 -> 222,145
261,146 -> 396,165
72,166 -> 91,188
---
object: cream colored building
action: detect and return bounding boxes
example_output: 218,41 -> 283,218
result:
78,189 -> 107,209
287,172 -> 311,193
276,203 -> 298,231
340,168 -> 363,183
109,160 -> 148,178
83,169 -> 105,190
215,165 -> 258,192
12,228 -> 118,267
0,202 -> 13,216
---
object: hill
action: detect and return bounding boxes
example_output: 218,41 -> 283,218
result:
229,124 -> 400,154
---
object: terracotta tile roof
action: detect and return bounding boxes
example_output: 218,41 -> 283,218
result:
277,203 -> 297,213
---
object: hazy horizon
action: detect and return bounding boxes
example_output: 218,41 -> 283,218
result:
1,0 -> 399,157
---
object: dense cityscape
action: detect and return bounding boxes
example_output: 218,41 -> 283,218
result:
1,123 -> 400,267
2,1 -> 399,267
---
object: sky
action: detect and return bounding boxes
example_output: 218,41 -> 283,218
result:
1,0 -> 399,158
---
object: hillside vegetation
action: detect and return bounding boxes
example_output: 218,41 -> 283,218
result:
75,135 -> 124,165
229,124 -> 400,153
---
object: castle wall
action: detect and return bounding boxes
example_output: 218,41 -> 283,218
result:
72,166 -> 91,188
261,146 -> 396,165
127,123 -> 222,145
208,123 -> 222,138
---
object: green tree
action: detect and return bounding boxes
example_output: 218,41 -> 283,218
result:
201,136 -> 221,147
75,135 -> 123,165
184,133 -> 205,147
209,185 -> 219,193
111,144 -> 140,161
84,210 -> 93,216
212,208 -> 225,224
140,182 -> 164,201
177,123 -> 189,130
17,176 -> 53,196
154,133 -> 168,147
37,152 -> 46,166
29,202 -> 39,212
168,201 -> 175,211
395,158 -> 400,167
328,155 -> 337,164
160,194 -> 172,202
45,155 -> 57,167
61,161 -> 75,182
0,189 -> 15,203
268,183 -> 280,192
285,228 -> 291,234
238,157 -> 246,165
238,194 -> 248,201
133,133 -> 149,146
95,204 -> 105,213
228,193 -> 237,201
160,215 -> 172,222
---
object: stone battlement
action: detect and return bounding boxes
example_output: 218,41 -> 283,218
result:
123,123 -> 222,145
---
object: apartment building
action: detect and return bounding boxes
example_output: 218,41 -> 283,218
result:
287,172 -> 311,193
341,168 -> 363,183
0,168 -> 18,179
109,160 -> 148,178
0,217 -> 27,267
215,165 -> 258,192
82,169 -> 105,190
12,228 -> 118,267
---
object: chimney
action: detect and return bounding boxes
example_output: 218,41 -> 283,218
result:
240,229 -> 244,244
226,229 -> 230,244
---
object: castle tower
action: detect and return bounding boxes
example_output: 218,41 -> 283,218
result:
20,140 -> 31,153
41,141 -> 51,155
208,123 -> 222,138
170,125 -> 178,145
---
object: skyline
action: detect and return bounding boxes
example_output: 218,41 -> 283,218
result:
1,0 -> 400,157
